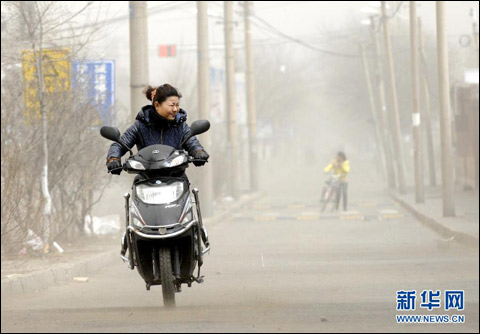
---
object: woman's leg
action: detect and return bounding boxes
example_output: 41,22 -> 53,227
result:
343,182 -> 348,211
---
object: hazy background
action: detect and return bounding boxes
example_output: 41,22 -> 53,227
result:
87,1 -> 478,216
1,1 -> 479,250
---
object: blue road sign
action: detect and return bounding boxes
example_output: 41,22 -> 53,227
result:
72,60 -> 115,126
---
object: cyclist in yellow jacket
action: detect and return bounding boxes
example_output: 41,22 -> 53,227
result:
324,151 -> 350,211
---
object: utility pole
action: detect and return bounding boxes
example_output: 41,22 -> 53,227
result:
224,1 -> 239,198
244,1 -> 258,191
435,1 -> 455,217
197,1 -> 214,217
409,2 -> 425,203
129,1 -> 149,121
370,15 -> 396,189
473,7 -> 479,190
472,6 -> 479,66
381,1 -> 407,194
418,17 -> 437,187
360,43 -> 388,183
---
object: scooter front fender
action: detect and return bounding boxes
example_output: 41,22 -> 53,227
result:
127,220 -> 198,239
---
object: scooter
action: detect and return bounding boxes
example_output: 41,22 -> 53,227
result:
100,120 -> 211,308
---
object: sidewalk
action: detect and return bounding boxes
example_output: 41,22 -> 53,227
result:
390,185 -> 479,249
1,192 -> 262,297
1,237 -> 119,297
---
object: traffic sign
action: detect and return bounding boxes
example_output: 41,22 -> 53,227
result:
22,49 -> 71,121
71,60 -> 115,126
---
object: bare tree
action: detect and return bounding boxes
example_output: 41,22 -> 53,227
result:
1,1 -> 112,255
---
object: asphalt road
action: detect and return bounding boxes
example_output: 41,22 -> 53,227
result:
2,194 -> 478,333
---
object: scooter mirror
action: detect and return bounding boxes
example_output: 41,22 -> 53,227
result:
100,126 -> 134,156
189,120 -> 210,137
181,120 -> 210,148
100,126 -> 121,142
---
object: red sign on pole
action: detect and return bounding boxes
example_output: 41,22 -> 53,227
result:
158,45 -> 176,58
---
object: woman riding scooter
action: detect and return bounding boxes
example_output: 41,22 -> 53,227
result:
105,83 -> 209,256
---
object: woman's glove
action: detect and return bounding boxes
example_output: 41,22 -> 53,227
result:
107,158 -> 122,175
192,149 -> 209,167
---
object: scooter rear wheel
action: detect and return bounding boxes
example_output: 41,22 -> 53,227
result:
159,247 -> 176,308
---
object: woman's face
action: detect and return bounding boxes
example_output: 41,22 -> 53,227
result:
154,96 -> 180,121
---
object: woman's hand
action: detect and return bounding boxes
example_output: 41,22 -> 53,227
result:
192,150 -> 209,166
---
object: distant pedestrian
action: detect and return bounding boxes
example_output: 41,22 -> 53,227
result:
324,151 -> 350,211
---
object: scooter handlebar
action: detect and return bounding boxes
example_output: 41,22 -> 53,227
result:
188,157 -> 209,164
107,164 -> 126,174
108,157 -> 207,174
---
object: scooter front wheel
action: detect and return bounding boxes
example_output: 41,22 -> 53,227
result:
159,247 -> 176,308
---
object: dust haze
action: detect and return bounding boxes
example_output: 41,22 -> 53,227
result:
1,1 -> 478,332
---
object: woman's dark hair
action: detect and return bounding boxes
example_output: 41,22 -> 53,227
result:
337,151 -> 347,160
151,84 -> 182,104
143,85 -> 157,102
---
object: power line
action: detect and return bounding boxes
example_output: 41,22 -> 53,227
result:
375,1 -> 405,33
253,1 -> 315,11
69,1 -> 361,59
207,1 -> 361,58
250,14 -> 360,58
70,1 -> 192,30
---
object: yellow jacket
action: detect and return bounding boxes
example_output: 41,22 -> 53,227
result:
324,160 -> 350,182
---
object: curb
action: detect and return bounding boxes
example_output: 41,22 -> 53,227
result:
204,192 -> 263,227
1,192 -> 263,297
390,193 -> 479,249
1,249 -> 118,297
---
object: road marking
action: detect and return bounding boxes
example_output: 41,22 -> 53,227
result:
240,209 -> 408,222
297,215 -> 320,220
243,202 -> 395,210
379,209 -> 404,220
251,204 -> 272,210
340,210 -> 365,220
340,215 -> 365,220
287,204 -> 306,209
254,216 -> 277,221
261,253 -> 265,267
301,211 -> 320,215
357,202 -> 377,207
380,209 -> 400,214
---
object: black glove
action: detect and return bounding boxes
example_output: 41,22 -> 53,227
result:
107,159 -> 122,175
192,149 -> 209,167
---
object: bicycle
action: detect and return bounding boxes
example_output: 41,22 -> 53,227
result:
320,174 -> 341,212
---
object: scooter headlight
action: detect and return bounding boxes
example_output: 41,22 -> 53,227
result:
164,155 -> 187,168
136,182 -> 184,204
128,160 -> 146,170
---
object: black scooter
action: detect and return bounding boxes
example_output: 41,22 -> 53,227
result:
100,120 -> 211,308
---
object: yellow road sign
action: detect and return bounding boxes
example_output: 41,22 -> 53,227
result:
22,49 -> 71,121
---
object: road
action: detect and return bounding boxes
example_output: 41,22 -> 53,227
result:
1,192 -> 478,332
